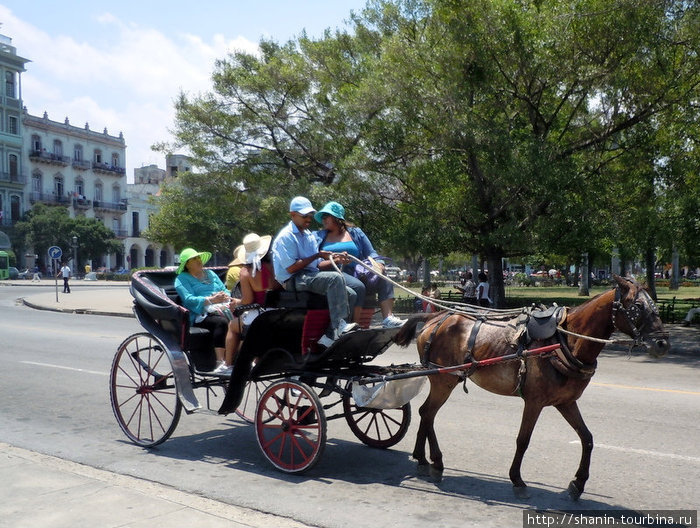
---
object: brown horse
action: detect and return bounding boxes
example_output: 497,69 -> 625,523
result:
395,274 -> 669,500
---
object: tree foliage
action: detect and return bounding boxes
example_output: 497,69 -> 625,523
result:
152,0 -> 700,305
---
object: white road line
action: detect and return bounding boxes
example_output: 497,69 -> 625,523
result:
569,441 -> 700,463
19,360 -> 108,376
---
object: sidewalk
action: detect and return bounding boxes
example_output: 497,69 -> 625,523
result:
0,443 -> 312,528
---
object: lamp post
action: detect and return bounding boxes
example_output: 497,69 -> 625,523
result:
71,236 -> 78,274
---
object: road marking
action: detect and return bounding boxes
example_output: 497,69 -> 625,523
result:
20,361 -> 108,376
591,381 -> 700,396
569,441 -> 700,463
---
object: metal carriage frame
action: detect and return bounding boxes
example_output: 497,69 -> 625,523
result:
110,268 -> 413,473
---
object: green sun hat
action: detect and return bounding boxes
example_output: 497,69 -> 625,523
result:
314,201 -> 345,224
177,248 -> 212,274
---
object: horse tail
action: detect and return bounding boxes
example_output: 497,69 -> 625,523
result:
394,312 -> 443,347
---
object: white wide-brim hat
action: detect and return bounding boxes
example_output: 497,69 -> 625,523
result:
228,233 -> 272,267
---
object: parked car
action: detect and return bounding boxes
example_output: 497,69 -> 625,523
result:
8,266 -> 19,280
384,266 -> 402,280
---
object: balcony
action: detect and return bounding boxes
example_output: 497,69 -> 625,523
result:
112,228 -> 128,238
94,199 -> 127,213
72,159 -> 91,170
0,171 -> 25,185
93,162 -> 126,175
72,197 -> 92,210
30,192 -> 71,206
29,150 -> 71,167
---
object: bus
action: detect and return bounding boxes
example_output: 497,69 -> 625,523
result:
0,250 -> 9,280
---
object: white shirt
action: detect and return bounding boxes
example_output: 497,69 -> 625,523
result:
60,266 -> 71,278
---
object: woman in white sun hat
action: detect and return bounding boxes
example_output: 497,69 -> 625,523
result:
228,233 -> 283,359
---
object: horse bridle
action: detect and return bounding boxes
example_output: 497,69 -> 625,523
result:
611,281 -> 661,346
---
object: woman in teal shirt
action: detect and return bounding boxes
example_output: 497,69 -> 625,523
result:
314,202 -> 404,328
174,248 -> 235,375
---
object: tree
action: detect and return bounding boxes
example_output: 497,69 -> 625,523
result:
14,204 -> 122,269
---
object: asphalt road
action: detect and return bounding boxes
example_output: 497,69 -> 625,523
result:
0,284 -> 698,528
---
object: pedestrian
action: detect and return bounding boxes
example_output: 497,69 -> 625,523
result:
32,265 -> 41,282
681,305 -> 700,326
58,262 -> 71,293
457,271 -> 477,305
477,272 -> 491,307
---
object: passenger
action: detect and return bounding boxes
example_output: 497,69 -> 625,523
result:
314,201 -> 405,328
271,196 -> 358,348
227,233 -> 282,359
224,246 -> 243,293
174,248 -> 235,375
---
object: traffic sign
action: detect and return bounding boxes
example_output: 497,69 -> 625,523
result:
48,246 -> 63,260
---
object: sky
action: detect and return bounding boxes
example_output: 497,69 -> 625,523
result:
0,1 -> 368,181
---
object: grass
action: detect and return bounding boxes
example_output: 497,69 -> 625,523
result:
394,282 -> 700,323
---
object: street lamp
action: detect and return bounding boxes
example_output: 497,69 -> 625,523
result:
71,236 -> 78,273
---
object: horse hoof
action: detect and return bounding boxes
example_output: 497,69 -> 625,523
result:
567,481 -> 583,501
429,466 -> 443,483
513,486 -> 530,499
417,463 -> 430,477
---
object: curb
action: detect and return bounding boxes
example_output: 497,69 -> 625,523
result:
20,297 -> 135,318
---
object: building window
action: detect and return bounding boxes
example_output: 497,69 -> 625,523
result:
8,115 -> 18,135
74,179 -> 84,196
54,176 -> 64,197
111,153 -> 119,167
32,172 -> 42,194
94,149 -> 102,164
5,71 -> 16,98
112,185 -> 120,203
53,140 -> 63,157
74,144 -> 83,161
132,211 -> 140,237
94,182 -> 103,202
10,195 -> 20,223
32,135 -> 42,152
9,154 -> 18,180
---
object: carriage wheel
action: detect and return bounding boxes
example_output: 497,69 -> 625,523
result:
235,380 -> 271,423
110,332 -> 182,447
255,380 -> 326,474
342,386 -> 411,449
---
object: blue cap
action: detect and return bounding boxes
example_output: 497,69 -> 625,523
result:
289,196 -> 315,215
314,201 -> 345,224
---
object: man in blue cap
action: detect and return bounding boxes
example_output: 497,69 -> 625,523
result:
272,196 -> 358,347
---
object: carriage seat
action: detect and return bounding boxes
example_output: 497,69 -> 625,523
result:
264,289 -> 328,310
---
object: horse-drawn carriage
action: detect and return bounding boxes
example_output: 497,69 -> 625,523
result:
111,267 -> 669,499
109,267 -> 418,473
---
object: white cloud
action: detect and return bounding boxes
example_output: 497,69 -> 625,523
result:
1,5 -> 258,180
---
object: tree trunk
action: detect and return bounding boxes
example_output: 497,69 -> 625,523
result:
645,247 -> 657,300
487,253 -> 505,308
578,252 -> 589,296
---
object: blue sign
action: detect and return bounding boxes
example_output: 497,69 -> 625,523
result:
48,246 -> 62,259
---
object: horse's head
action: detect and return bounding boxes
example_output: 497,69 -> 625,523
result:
611,274 -> 670,357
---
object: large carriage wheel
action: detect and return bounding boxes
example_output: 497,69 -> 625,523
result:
255,380 -> 326,473
235,380 -> 271,423
110,332 -> 182,447
342,383 -> 411,449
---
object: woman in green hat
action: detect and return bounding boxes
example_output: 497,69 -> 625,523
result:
174,248 -> 235,376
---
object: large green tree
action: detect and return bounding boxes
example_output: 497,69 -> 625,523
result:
153,0 -> 700,306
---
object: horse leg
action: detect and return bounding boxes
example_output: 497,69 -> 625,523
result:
413,377 -> 456,482
555,401 -> 593,501
509,401 -> 544,499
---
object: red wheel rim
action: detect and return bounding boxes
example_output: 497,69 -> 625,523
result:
255,381 -> 325,473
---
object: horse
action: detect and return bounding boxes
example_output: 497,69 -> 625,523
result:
394,274 -> 669,500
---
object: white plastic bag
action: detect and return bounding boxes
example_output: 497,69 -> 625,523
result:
351,377 -> 426,409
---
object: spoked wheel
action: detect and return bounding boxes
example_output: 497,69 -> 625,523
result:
342,384 -> 411,449
255,380 -> 326,474
110,332 -> 182,447
235,380 -> 271,423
